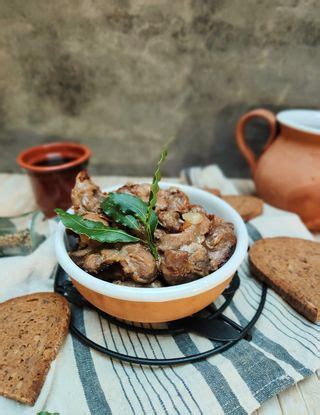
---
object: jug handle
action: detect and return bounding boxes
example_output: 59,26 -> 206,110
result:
236,108 -> 277,175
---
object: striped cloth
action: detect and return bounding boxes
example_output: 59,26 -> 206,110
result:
1,166 -> 319,415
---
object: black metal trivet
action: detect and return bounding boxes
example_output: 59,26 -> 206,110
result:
54,267 -> 267,366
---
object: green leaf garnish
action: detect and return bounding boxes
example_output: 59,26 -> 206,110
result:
55,209 -> 140,244
101,197 -> 141,231
145,147 -> 168,258
100,147 -> 168,258
147,146 -> 168,234
104,192 -> 159,258
105,193 -> 150,224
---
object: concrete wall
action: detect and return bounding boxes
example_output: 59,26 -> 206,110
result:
0,0 -> 319,177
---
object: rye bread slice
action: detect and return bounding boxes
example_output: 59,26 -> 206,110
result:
0,292 -> 70,405
222,195 -> 263,221
249,237 -> 320,322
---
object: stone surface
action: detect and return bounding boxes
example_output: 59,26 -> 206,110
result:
0,0 -> 319,177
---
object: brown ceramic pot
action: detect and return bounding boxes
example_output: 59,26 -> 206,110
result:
17,142 -> 91,217
236,109 -> 320,231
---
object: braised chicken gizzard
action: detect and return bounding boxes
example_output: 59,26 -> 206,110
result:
69,172 -> 236,287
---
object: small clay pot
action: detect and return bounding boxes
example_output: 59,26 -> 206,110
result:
17,142 -> 91,218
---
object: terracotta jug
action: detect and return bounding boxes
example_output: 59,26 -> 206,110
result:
236,108 -> 320,231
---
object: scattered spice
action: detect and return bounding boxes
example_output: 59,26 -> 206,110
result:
0,229 -> 32,249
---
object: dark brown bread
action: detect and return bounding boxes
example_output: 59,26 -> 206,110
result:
249,237 -> 320,322
0,292 -> 70,405
222,195 -> 263,221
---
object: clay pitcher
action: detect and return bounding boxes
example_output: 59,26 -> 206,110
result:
236,108 -> 320,231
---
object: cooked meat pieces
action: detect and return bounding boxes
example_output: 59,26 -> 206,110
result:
156,187 -> 189,213
104,244 -> 157,284
154,228 -> 166,240
158,210 -> 182,232
158,215 -> 235,285
160,250 -> 190,285
77,234 -> 102,250
156,213 -> 211,251
180,243 -> 210,276
82,252 -> 106,272
68,176 -> 237,286
81,243 -> 157,284
205,219 -> 236,271
71,171 -> 105,214
117,183 -> 150,203
73,213 -> 236,285
208,248 -> 234,272
70,246 -> 98,267
160,243 -> 210,285
205,218 -> 235,250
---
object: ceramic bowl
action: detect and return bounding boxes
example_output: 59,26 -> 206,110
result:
55,183 -> 248,323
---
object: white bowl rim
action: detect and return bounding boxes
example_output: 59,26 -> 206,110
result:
55,182 -> 248,302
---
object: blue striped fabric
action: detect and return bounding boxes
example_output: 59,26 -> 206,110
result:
72,308 -> 112,415
68,221 -> 319,415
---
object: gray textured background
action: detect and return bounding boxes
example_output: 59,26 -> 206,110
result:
0,0 -> 319,177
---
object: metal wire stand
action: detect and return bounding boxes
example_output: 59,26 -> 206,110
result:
54,267 -> 267,366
